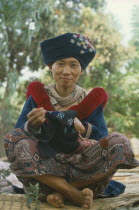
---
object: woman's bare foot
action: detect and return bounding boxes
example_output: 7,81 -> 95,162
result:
47,188 -> 93,209
82,188 -> 93,209
34,174 -> 93,208
65,187 -> 93,209
47,192 -> 64,208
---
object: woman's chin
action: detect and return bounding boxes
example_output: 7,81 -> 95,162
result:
59,81 -> 74,88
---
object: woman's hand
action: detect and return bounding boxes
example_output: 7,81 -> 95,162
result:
74,117 -> 86,135
27,107 -> 46,129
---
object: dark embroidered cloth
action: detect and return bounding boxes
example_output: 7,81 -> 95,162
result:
38,110 -> 79,158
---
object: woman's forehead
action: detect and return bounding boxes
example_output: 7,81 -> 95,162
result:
56,57 -> 80,63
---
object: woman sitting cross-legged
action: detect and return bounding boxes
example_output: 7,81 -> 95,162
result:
4,33 -> 139,209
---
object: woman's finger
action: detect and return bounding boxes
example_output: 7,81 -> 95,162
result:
28,109 -> 46,121
27,107 -> 46,118
74,117 -> 85,134
29,115 -> 46,128
27,108 -> 46,129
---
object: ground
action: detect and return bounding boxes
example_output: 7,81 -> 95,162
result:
0,168 -> 139,210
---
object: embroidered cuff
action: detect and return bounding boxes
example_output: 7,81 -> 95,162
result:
24,121 -> 41,135
82,122 -> 92,139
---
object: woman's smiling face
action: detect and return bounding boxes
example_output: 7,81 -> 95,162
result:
50,57 -> 82,88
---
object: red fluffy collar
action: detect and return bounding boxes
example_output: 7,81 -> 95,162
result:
26,81 -> 108,120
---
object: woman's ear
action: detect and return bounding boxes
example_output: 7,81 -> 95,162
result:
48,64 -> 52,70
80,70 -> 84,76
81,67 -> 85,72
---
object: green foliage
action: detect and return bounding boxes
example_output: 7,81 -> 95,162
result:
104,72 -> 139,137
131,5 -> 139,41
128,5 -> 139,73
0,168 -> 12,188
76,7 -> 139,137
25,183 -> 42,210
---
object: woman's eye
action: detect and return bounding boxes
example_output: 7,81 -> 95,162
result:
71,64 -> 77,68
58,63 -> 64,66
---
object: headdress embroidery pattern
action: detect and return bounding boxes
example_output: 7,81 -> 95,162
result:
70,33 -> 94,54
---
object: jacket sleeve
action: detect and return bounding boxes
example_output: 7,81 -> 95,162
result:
15,96 -> 49,139
82,105 -> 108,140
83,122 -> 103,140
15,96 -> 37,129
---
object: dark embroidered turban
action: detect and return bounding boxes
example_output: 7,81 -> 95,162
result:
40,33 -> 96,70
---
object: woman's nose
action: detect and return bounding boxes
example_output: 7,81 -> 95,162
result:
63,66 -> 71,74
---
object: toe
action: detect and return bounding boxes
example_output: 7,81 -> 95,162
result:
54,196 -> 58,201
58,200 -> 62,204
82,204 -> 89,209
